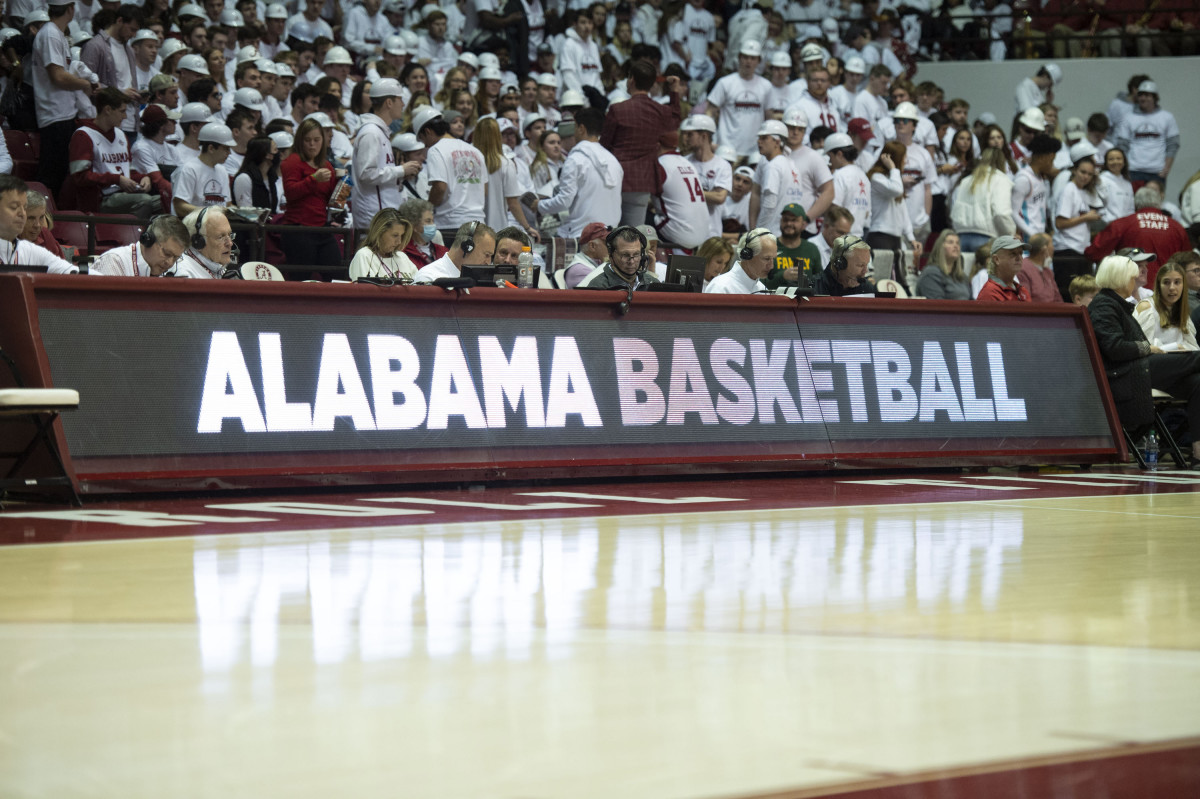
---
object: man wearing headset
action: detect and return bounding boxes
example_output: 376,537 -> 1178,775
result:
413,220 -> 496,283
89,215 -> 190,276
813,234 -> 875,296
171,205 -> 237,278
577,225 -> 662,290
705,227 -> 775,294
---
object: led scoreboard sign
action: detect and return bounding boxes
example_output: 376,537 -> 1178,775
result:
0,274 -> 1122,491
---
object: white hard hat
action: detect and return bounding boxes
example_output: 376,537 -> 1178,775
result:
1018,106 -> 1046,131
681,114 -> 716,133
478,66 -> 502,81
177,54 -> 210,75
384,35 -> 407,56
177,3 -> 205,18
256,58 -> 276,75
265,3 -> 289,19
892,101 -> 920,121
369,77 -> 404,99
198,122 -> 237,147
1044,62 -> 1063,85
800,43 -> 824,62
303,111 -> 335,129
758,120 -> 788,139
1137,79 -> 1158,95
768,52 -> 792,69
323,46 -> 353,65
129,29 -> 157,45
716,145 -> 739,163
560,89 -> 586,107
159,38 -> 188,61
236,45 -> 261,64
411,105 -> 443,134
268,130 -> 294,150
180,102 -> 211,124
844,56 -> 866,74
218,9 -> 245,27
232,88 -> 265,111
391,132 -> 424,152
782,107 -> 807,129
739,40 -> 762,58
823,132 -> 854,153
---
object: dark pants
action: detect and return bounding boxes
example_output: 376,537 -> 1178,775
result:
1150,351 -> 1200,438
36,119 -> 76,196
1053,247 -> 1091,302
281,230 -> 341,267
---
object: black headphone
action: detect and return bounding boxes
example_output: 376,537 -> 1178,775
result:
191,205 -> 210,250
460,220 -> 478,255
139,214 -> 168,249
739,228 -> 767,262
830,235 -> 869,272
605,225 -> 649,271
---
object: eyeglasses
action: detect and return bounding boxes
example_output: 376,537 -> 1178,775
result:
615,252 -> 642,263
211,232 -> 234,244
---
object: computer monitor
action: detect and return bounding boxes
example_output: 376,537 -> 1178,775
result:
666,254 -> 706,292
459,263 -> 543,288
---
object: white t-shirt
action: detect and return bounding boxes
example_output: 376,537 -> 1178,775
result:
787,146 -> 833,235
172,158 -> 232,208
708,72 -> 771,157
32,23 -> 77,127
755,153 -> 804,236
900,143 -> 935,230
348,248 -> 418,281
681,4 -> 716,65
1116,107 -> 1179,174
791,92 -> 840,140
484,154 -> 521,232
1053,181 -> 1092,253
425,137 -> 488,229
831,163 -> 871,236
721,192 -> 750,230
653,152 -> 711,249
1011,165 -> 1048,240
1099,171 -> 1135,224
132,137 -> 179,175
688,153 -> 733,239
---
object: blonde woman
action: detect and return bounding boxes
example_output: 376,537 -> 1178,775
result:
696,236 -> 735,289
348,208 -> 418,281
917,229 -> 971,299
432,67 -> 468,111
474,118 -> 539,241
950,147 -> 1015,253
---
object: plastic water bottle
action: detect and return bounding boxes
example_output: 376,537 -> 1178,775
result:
517,246 -> 533,288
1143,430 -> 1158,471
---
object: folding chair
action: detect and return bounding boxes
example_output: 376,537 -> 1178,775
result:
870,249 -> 894,284
238,261 -> 285,281
1123,390 -> 1189,470
0,348 -> 81,506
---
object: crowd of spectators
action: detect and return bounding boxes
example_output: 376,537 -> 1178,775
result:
2,0 -> 1199,456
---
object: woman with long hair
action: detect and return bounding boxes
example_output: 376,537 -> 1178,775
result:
279,117 -> 341,266
449,89 -> 477,138
398,62 -> 429,106
982,124 -> 1019,175
529,129 -> 564,188
1100,147 -> 1135,224
474,118 -> 540,241
398,197 -> 447,268
866,141 -> 921,283
348,208 -> 418,281
917,229 -> 971,299
696,236 -> 735,288
474,67 -> 502,117
946,127 -> 977,194
401,91 -> 432,133
1053,155 -> 1103,299
432,67 -> 468,111
607,18 -> 634,62
233,136 -> 281,213
950,147 -> 1015,254
1136,260 -> 1197,352
204,47 -> 228,92
345,79 -> 372,137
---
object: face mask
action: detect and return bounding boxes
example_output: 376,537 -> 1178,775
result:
422,224 -> 437,241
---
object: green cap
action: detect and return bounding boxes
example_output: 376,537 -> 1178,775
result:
781,203 -> 808,221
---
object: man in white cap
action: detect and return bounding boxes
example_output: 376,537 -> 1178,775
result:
780,108 -> 833,236
830,56 -> 865,128
129,29 -> 159,99
366,35 -> 407,82
32,0 -> 96,195
559,6 -> 603,96
259,3 -> 288,58
683,114 -> 732,239
176,53 -> 210,102
172,121 -> 234,215
788,63 -> 839,139
414,106 -> 489,236
352,79 -> 421,231
535,74 -> 561,127
889,101 -> 934,245
265,62 -> 294,122
391,132 -> 428,200
825,133 -> 870,236
174,101 -> 211,162
1014,63 -> 1061,115
750,119 -> 804,236
321,45 -> 356,106
1011,106 -> 1046,167
344,0 -> 391,58
1114,80 -> 1180,191
171,206 -> 237,278
764,52 -> 794,120
706,39 -> 770,158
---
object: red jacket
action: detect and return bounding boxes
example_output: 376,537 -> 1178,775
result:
402,238 -> 447,269
1084,207 -> 1191,284
977,277 -> 1031,302
280,152 -> 336,227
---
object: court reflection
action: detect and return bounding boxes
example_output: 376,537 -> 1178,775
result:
193,508 -> 1024,670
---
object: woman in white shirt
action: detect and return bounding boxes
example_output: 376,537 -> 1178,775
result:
1099,148 -> 1135,224
348,208 -> 418,282
1053,156 -> 1102,294
475,118 -> 539,241
866,141 -> 922,286
1135,261 -> 1198,352
950,147 -> 1015,254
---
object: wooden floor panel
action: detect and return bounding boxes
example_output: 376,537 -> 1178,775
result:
2,487 -> 1199,798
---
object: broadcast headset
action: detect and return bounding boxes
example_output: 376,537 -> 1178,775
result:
829,235 -> 870,272
139,215 -> 165,249
460,220 -> 478,255
739,228 -> 768,262
191,205 -> 211,250
604,224 -> 648,271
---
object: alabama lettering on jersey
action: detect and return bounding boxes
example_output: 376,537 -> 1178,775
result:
71,126 -> 134,197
